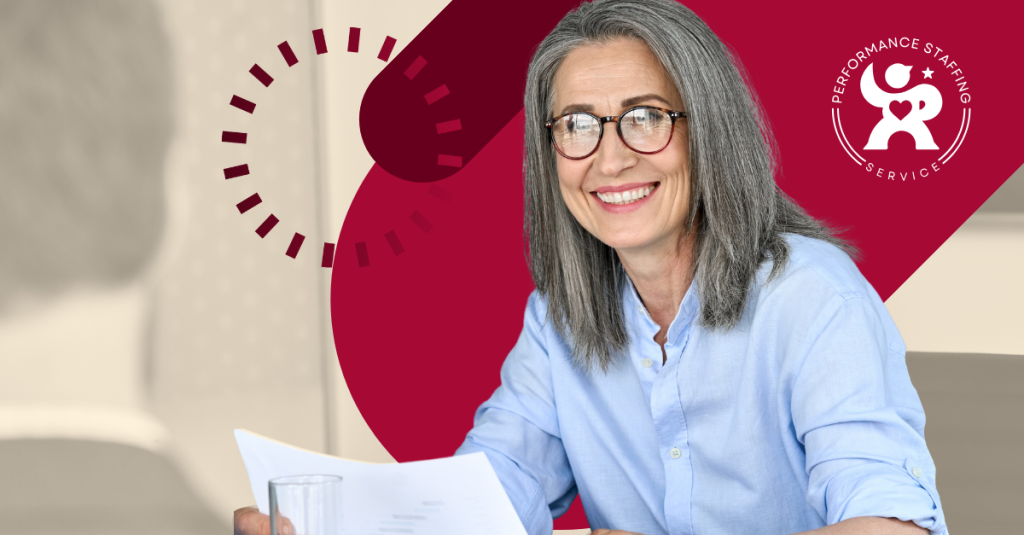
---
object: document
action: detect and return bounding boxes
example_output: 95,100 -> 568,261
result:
234,429 -> 528,535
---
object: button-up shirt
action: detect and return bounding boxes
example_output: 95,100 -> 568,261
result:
454,235 -> 947,535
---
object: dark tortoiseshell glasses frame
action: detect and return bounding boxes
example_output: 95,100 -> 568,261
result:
545,106 -> 688,160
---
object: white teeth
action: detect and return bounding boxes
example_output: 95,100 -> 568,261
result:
596,185 -> 655,205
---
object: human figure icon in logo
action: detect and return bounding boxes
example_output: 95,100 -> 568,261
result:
861,62 -> 942,150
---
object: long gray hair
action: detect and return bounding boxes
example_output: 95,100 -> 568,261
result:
524,0 -> 854,372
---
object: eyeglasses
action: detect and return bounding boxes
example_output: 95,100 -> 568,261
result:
545,106 -> 687,160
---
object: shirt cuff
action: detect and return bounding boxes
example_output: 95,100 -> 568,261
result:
455,440 -> 553,535
824,458 -> 948,535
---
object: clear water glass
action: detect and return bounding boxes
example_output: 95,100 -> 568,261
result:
269,474 -> 342,535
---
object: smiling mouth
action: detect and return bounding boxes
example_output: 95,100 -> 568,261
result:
593,183 -> 658,205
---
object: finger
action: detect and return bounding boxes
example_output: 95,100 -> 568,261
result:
234,506 -> 271,535
279,515 -> 296,535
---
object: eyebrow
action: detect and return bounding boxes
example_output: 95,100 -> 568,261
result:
557,93 -> 673,116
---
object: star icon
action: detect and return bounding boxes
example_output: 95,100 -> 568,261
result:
922,67 -> 935,79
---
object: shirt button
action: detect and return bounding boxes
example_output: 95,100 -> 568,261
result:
641,358 -> 653,367
912,467 -> 922,478
670,447 -> 681,459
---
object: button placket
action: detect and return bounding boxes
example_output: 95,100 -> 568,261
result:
649,327 -> 694,535
632,294 -> 661,375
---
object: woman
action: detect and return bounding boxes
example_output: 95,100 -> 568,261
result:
452,0 -> 945,532
236,0 -> 946,533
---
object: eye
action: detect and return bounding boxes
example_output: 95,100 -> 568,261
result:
641,108 -> 662,123
624,108 -> 666,131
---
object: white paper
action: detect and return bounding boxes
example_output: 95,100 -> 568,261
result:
234,429 -> 528,535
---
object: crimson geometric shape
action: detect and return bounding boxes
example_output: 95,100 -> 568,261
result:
404,56 -> 427,80
379,36 -> 397,62
223,164 -> 250,179
322,242 -> 336,268
278,41 -> 298,67
428,185 -> 452,202
424,85 -> 450,105
410,211 -> 433,233
355,242 -> 369,267
437,154 -> 462,168
236,193 -> 262,214
249,64 -> 273,87
313,29 -> 328,55
256,214 -> 279,238
286,233 -> 305,258
436,119 -> 462,134
222,131 -> 247,144
384,230 -> 404,255
348,27 -> 360,53
230,95 -> 256,114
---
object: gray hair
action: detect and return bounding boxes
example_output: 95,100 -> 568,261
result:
523,0 -> 854,372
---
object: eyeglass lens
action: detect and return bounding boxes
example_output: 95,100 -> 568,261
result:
551,107 -> 674,158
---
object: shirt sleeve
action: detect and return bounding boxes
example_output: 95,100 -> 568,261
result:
790,294 -> 948,535
453,291 -> 577,535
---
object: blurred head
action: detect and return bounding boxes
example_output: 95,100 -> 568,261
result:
0,0 -> 173,316
523,0 -> 848,372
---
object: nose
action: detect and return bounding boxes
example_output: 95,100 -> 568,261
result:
593,121 -> 639,177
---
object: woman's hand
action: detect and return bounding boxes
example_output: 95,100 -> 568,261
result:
234,506 -> 295,535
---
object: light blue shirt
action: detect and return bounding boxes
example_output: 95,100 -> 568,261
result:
455,235 -> 947,535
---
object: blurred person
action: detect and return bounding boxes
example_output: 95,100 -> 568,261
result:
237,0 -> 947,534
0,1 -> 222,532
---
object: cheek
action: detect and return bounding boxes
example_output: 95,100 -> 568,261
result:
557,180 -> 587,218
556,165 -> 588,201
662,140 -> 690,186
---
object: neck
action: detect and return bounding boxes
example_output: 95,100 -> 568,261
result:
617,222 -> 698,345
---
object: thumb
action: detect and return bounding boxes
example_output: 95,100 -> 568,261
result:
234,506 -> 271,535
277,515 -> 296,535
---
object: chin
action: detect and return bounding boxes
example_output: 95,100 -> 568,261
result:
595,229 -> 652,251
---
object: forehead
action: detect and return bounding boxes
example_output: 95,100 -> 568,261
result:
552,38 -> 680,112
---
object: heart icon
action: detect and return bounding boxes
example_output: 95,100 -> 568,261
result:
889,99 -> 913,120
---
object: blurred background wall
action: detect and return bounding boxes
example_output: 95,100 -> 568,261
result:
0,0 -> 1019,534
0,0 -> 445,532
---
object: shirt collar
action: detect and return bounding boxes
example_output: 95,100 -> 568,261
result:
623,269 -> 700,345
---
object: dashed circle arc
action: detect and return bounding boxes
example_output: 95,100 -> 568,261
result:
221,27 -> 462,268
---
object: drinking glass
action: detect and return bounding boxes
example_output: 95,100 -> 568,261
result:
269,474 -> 342,535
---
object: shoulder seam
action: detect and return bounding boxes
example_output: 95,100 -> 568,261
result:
776,237 -> 866,300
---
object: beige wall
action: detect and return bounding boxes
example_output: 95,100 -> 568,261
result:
152,0 -> 331,519
885,206 -> 1024,355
